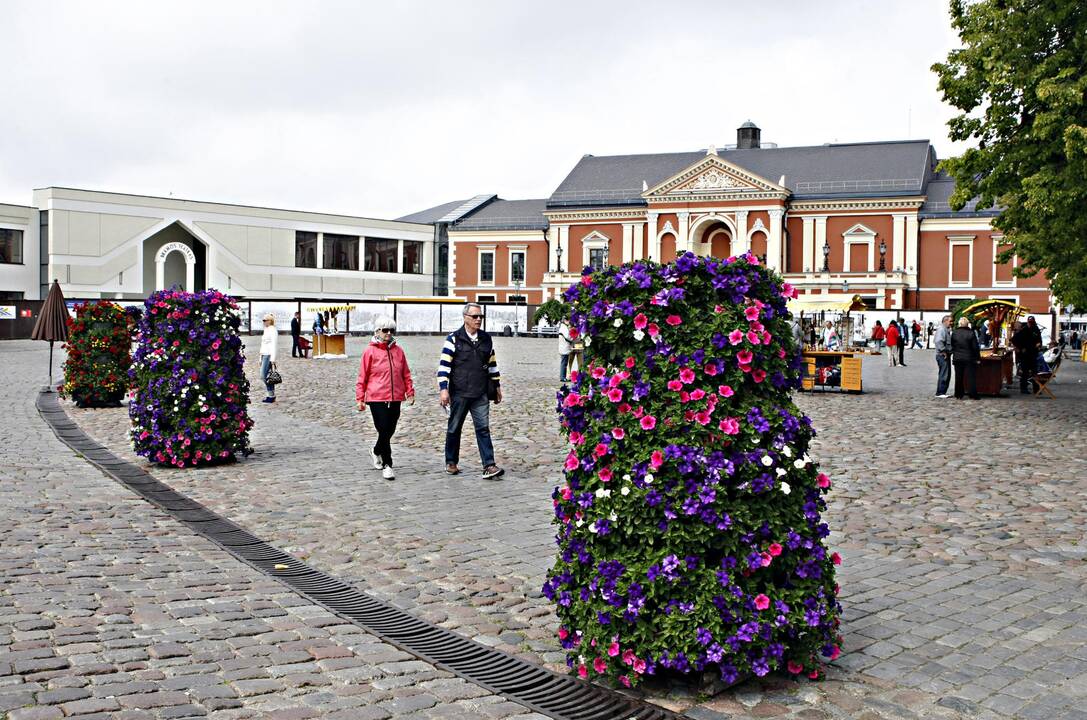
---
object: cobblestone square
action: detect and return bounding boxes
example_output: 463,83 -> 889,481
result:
2,337 -> 1086,719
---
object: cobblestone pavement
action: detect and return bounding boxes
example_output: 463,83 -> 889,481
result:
0,341 -> 548,720
4,336 -> 1087,719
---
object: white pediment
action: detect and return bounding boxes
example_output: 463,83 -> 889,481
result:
646,156 -> 788,198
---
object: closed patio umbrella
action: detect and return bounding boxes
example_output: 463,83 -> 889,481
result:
30,280 -> 71,392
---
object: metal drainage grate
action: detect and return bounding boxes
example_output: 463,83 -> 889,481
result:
37,392 -> 682,720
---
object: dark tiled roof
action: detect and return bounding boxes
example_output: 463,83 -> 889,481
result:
548,140 -> 937,208
396,199 -> 469,224
453,199 -> 549,231
919,172 -> 1001,218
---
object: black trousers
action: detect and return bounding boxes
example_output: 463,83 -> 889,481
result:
369,402 -> 402,467
1019,352 -> 1037,392
291,334 -> 302,357
953,360 -> 979,399
898,341 -> 906,365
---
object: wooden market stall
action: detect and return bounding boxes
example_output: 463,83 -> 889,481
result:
789,296 -> 867,393
307,304 -> 354,357
954,299 -> 1027,397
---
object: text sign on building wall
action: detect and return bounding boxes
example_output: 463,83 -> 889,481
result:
0,306 -> 15,320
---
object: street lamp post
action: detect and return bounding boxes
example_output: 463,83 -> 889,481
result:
556,244 -> 563,273
822,241 -> 830,272
513,279 -> 522,335
878,238 -> 886,271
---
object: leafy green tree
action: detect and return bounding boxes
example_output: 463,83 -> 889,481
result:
932,0 -> 1087,308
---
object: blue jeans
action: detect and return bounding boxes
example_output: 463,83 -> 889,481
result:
260,354 -> 275,397
560,354 -> 570,382
935,353 -> 951,395
445,394 -> 495,468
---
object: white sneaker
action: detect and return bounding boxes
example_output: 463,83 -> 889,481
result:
382,466 -> 395,480
935,394 -> 950,399
370,448 -> 383,470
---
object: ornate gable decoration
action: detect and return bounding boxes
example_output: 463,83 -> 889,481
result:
646,156 -> 788,200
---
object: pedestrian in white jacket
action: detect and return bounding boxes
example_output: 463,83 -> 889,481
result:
260,314 -> 278,403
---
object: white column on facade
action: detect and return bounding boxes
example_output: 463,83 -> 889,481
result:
677,212 -> 690,253
801,216 -> 814,272
767,209 -> 784,271
632,223 -> 644,261
905,213 -> 919,276
621,223 -> 634,263
547,228 -> 557,271
734,210 -> 749,256
316,232 -> 324,269
396,239 -> 404,274
892,214 -> 906,271
814,216 -> 828,271
647,212 -> 659,262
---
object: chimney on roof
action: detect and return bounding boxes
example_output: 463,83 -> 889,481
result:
737,120 -> 761,150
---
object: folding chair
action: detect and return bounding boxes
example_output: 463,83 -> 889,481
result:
1033,356 -> 1060,399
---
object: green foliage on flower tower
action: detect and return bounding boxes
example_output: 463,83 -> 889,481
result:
129,289 -> 253,467
60,301 -> 132,407
544,252 -> 842,688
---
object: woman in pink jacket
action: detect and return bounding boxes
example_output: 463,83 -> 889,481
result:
355,315 -> 415,480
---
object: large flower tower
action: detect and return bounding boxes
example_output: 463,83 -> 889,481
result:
60,301 -> 132,407
129,289 -> 253,467
544,252 -> 841,687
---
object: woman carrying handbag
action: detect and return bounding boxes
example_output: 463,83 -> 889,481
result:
260,313 -> 280,403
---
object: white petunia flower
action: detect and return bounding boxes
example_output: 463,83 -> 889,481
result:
613,318 -> 623,327
760,455 -> 773,467
584,336 -> 592,346
576,519 -> 585,528
609,512 -> 617,522
595,488 -> 611,499
644,473 -> 654,484
776,467 -> 787,477
793,459 -> 806,469
780,481 -> 792,495
588,521 -> 598,533
633,330 -> 645,341
622,474 -> 631,482
620,486 -> 630,496
782,446 -> 793,458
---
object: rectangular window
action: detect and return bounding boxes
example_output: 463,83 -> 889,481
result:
476,294 -> 496,303
364,238 -> 398,272
848,243 -> 868,272
295,231 -> 317,268
508,294 -> 527,304
589,247 -> 607,271
0,229 -> 23,264
480,251 -> 495,283
994,241 -> 1014,284
510,251 -> 526,283
950,244 -> 971,284
323,233 -> 359,270
402,240 -> 423,274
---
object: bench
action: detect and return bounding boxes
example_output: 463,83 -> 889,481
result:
530,325 -> 560,337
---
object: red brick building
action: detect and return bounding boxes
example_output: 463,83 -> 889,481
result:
402,122 -> 1052,313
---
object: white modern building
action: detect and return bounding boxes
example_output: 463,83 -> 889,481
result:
0,187 -> 438,301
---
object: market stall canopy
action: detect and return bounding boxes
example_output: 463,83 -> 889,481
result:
788,295 -> 866,313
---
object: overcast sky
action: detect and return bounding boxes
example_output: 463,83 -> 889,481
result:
1,0 -> 967,220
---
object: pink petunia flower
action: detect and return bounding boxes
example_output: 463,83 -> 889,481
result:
633,658 -> 647,674
607,641 -> 620,657
817,473 -> 831,488
558,628 -> 569,640
718,417 -> 740,435
704,363 -> 718,376
768,543 -> 783,556
667,379 -> 683,391
593,657 -> 607,673
787,660 -> 804,674
714,305 -> 724,313
666,314 -> 682,326
695,411 -> 711,425
578,664 -> 588,678
620,675 -> 631,687
689,388 -> 705,401
561,487 -> 572,500
752,369 -> 767,383
647,323 -> 660,337
831,552 -> 842,565
744,306 -> 760,321
611,427 -> 625,440
593,443 -> 609,458
625,357 -> 636,369
650,450 -> 664,469
569,431 -> 584,445
592,366 -> 607,379
607,388 -> 623,402
728,329 -> 744,345
747,330 -> 761,345
754,594 -> 770,610
622,649 -> 636,665
640,415 -> 656,430
633,313 -> 648,330
737,350 -> 753,365
599,466 -> 613,483
564,453 -> 580,470
679,367 -> 695,384
718,384 -> 734,397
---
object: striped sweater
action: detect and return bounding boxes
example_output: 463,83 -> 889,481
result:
437,330 -> 501,391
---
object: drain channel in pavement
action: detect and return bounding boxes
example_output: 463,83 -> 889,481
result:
37,391 -> 682,720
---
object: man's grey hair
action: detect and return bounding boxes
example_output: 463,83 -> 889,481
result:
942,315 -> 951,323
462,303 -> 482,316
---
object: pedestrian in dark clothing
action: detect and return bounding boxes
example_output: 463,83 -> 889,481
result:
437,303 -> 504,479
933,315 -> 952,397
1012,317 -> 1042,394
895,319 -> 907,366
910,320 -> 923,349
290,312 -> 302,357
951,317 -> 981,399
